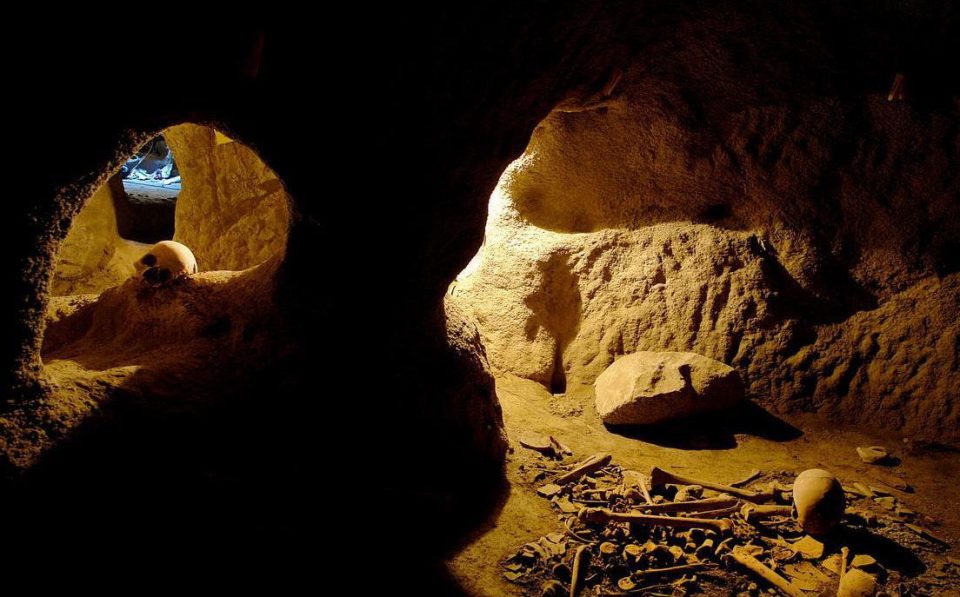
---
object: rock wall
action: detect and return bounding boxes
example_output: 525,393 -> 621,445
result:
51,175 -> 145,297
452,38 -> 960,443
165,123 -> 291,272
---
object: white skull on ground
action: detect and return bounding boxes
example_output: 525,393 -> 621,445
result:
135,240 -> 198,284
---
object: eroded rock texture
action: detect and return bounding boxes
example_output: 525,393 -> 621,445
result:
451,8 -> 960,442
51,177 -> 144,296
165,124 -> 290,271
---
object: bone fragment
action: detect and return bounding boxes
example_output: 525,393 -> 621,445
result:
730,546 -> 807,597
557,454 -> 612,485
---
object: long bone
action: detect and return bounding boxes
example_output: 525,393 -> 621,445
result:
578,507 -> 732,534
650,466 -> 774,503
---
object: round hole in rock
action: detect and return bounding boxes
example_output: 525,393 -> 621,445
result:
38,123 -> 292,465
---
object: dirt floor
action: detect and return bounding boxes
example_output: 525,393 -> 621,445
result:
447,374 -> 960,596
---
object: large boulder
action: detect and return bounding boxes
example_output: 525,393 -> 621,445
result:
595,351 -> 744,425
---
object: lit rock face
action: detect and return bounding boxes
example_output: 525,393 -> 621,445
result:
164,124 -> 290,272
595,351 -> 743,425
51,178 -> 144,296
451,49 -> 960,442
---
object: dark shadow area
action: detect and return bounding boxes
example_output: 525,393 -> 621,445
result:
605,400 -> 803,450
0,363 -> 510,591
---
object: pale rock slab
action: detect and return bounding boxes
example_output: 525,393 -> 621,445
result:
594,351 -> 743,425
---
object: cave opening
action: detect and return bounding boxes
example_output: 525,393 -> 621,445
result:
116,133 -> 180,243
38,121 -> 293,467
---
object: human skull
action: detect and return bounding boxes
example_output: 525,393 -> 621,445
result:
792,468 -> 845,535
135,240 -> 198,284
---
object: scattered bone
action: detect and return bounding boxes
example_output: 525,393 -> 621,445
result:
852,482 -> 875,498
730,469 -> 763,488
636,563 -> 708,580
838,568 -> 878,597
538,483 -> 563,498
638,496 -> 739,515
557,453 -> 612,485
695,538 -> 715,560
552,562 -> 571,580
541,579 -> 565,597
822,554 -> 843,575
740,503 -> 793,523
894,506 -> 915,519
840,546 -> 850,578
504,570 -> 523,582
783,561 -> 831,585
616,576 -> 636,591
793,469 -> 845,534
650,466 -> 772,503
714,537 -> 734,558
868,470 -> 913,493
857,446 -> 890,465
520,433 -> 555,454
674,484 -> 703,501
791,535 -> 825,559
851,554 -> 877,569
873,496 -> 896,510
570,544 -> 589,597
550,436 -> 573,457
729,546 -> 807,597
599,541 -> 617,556
906,523 -> 949,546
579,507 -> 732,534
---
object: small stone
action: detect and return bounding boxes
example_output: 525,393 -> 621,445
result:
538,483 -> 562,498
857,446 -> 889,465
851,554 -> 878,569
838,569 -> 877,597
792,535 -> 825,559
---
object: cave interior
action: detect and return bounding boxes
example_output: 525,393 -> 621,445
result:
3,3 -> 959,593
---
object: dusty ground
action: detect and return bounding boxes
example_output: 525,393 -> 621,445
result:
448,374 -> 960,596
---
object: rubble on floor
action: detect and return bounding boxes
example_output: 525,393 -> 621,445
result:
506,442 -> 959,596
